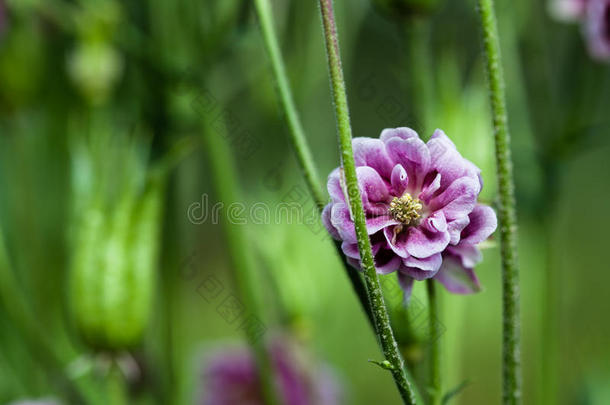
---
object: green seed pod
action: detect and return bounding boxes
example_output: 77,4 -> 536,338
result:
69,133 -> 165,351
70,201 -> 107,346
105,179 -> 164,348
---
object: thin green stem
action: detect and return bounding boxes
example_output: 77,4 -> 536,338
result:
476,1 -> 521,404
426,279 -> 441,405
106,362 -> 128,405
252,0 -> 325,211
318,1 -> 416,403
200,111 -> 279,405
252,0 -> 374,329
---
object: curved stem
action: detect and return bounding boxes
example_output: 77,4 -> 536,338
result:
318,1 -> 416,403
476,1 -> 521,404
252,0 -> 325,211
426,279 -> 441,405
200,110 -> 279,405
252,0 -> 374,329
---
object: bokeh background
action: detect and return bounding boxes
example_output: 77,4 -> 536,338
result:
1,0 -> 609,404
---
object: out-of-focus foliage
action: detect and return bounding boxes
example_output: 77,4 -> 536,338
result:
0,0 -> 609,404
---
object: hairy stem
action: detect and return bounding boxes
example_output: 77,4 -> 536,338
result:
318,1 -> 416,403
201,111 -> 278,405
426,279 -> 441,405
252,0 -> 374,329
476,0 -> 521,404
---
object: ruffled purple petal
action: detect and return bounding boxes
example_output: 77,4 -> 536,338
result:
353,137 -> 394,179
383,225 -> 408,258
329,204 -> 356,243
346,257 -> 361,270
405,226 -> 450,258
447,216 -> 470,245
374,247 -> 403,274
402,253 -> 442,280
418,172 -> 441,203
367,215 -> 400,234
427,129 -> 482,193
423,211 -> 448,233
327,167 -> 346,203
329,203 -> 399,245
585,0 -> 610,61
447,243 -> 482,268
341,238 -> 383,260
461,204 -> 497,244
397,271 -> 415,302
380,127 -> 419,143
429,176 -> 479,221
356,166 -> 390,215
390,164 -> 409,196
384,135 -> 431,190
434,255 -> 481,294
322,204 -> 341,241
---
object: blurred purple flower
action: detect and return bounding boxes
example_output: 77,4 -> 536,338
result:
585,0 -> 610,60
550,0 -> 589,22
322,127 -> 496,297
201,336 -> 342,405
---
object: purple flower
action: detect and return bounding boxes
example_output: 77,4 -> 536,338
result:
550,0 -> 589,22
201,336 -> 342,405
322,127 -> 497,297
585,0 -> 610,60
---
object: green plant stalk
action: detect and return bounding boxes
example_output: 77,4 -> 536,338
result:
476,0 -> 521,404
426,279 -> 441,405
106,362 -> 128,405
253,0 -> 325,211
318,1 -> 416,403
252,0 -> 375,329
200,109 -> 278,405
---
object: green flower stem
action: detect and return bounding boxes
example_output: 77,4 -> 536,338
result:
200,108 -> 278,405
318,1 -> 416,403
106,362 -> 128,405
252,0 -> 374,329
253,0 -> 325,211
426,279 -> 441,405
476,1 -> 521,404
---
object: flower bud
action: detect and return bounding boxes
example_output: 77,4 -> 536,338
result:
70,138 -> 163,351
67,41 -> 123,106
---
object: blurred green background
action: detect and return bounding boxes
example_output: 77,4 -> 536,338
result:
1,0 -> 609,404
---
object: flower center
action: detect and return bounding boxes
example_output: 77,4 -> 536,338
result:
388,193 -> 423,226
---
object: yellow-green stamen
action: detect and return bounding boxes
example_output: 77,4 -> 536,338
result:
388,193 -> 423,226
